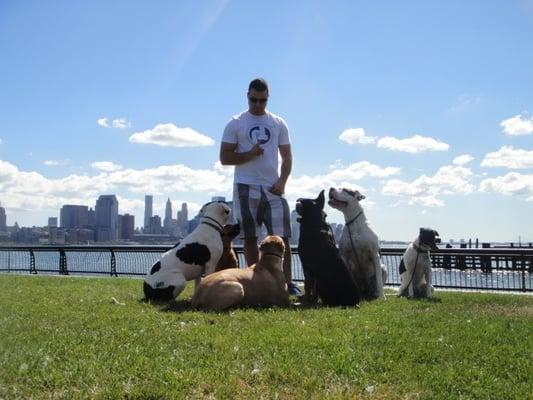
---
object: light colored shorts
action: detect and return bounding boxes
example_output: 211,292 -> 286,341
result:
232,183 -> 291,239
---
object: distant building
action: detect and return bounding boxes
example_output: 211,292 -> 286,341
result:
164,198 -> 173,232
48,217 -> 58,228
0,206 -> 6,232
60,205 -> 89,229
177,202 -> 189,236
188,210 -> 202,233
165,198 -> 172,221
150,215 -> 162,234
144,195 -> 153,232
88,207 -> 95,227
95,195 -> 119,241
120,213 -> 135,239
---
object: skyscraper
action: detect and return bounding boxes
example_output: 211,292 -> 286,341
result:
164,197 -> 172,229
177,202 -> 188,236
60,205 -> 89,229
88,207 -> 95,227
144,195 -> 153,232
95,195 -> 119,241
120,213 -> 135,240
0,206 -> 6,232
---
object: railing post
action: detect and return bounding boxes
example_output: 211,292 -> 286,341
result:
522,252 -> 527,293
110,250 -> 117,277
29,250 -> 37,274
59,249 -> 68,275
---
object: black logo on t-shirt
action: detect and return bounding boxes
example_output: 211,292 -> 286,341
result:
249,126 -> 271,144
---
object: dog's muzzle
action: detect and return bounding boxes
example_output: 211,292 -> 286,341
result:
419,227 -> 441,250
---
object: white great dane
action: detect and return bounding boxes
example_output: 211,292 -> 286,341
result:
328,188 -> 387,300
398,228 -> 440,298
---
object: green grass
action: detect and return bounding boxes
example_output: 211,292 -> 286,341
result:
0,275 -> 532,399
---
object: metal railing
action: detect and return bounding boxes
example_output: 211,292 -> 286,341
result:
0,245 -> 531,292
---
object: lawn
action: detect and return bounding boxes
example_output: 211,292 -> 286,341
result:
0,275 -> 532,399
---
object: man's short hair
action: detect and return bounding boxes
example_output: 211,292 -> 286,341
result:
248,78 -> 269,93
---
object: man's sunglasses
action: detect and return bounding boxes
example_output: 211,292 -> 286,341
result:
248,97 -> 268,104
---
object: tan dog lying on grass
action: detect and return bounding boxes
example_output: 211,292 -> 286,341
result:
214,223 -> 240,272
192,235 -> 290,311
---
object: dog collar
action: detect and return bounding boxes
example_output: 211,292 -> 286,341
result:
201,216 -> 223,234
345,211 -> 363,227
413,243 -> 428,253
262,252 -> 283,259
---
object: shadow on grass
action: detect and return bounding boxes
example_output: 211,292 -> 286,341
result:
397,296 -> 443,303
139,297 -> 193,312
140,294 -> 364,314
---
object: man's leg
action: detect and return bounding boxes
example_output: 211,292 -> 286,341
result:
233,183 -> 260,267
243,237 -> 259,267
282,237 -> 292,284
282,236 -> 302,296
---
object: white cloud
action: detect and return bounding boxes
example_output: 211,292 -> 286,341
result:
500,114 -> 533,136
0,158 -> 399,224
98,117 -> 130,129
382,165 -> 474,206
479,172 -> 533,201
213,160 -> 234,178
91,161 -> 123,172
111,118 -> 130,129
339,128 -> 377,145
328,161 -> 400,181
129,123 -> 215,147
377,134 -> 449,153
0,138 -> 3,145
286,161 -> 399,200
97,118 -> 109,127
453,154 -> 474,166
44,159 -> 68,167
0,159 -> 232,215
481,146 -> 533,169
44,160 -> 60,166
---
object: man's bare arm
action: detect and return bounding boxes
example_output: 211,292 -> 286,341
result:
270,144 -> 292,195
219,142 -> 264,166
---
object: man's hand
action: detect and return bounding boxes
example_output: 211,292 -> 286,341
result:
269,179 -> 285,196
220,142 -> 263,165
248,143 -> 264,158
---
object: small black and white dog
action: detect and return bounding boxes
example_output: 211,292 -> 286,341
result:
398,228 -> 441,298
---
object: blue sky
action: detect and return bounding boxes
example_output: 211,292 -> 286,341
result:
1,0 -> 532,242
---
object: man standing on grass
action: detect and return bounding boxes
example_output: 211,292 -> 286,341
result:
219,78 -> 301,296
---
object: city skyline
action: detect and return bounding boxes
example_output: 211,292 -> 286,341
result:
0,2 -> 532,242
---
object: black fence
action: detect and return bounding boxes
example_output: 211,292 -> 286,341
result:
0,245 -> 532,292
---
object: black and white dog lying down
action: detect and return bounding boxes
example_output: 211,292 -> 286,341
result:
296,190 -> 361,306
143,201 -> 231,301
398,228 -> 441,298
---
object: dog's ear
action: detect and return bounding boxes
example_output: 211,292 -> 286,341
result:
357,193 -> 366,201
317,190 -> 325,209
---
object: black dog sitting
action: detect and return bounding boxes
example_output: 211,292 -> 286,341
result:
296,190 -> 361,306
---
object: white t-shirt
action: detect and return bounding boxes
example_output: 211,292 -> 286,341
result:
222,110 -> 290,186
